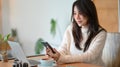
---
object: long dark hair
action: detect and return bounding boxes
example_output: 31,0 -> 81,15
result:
71,0 -> 105,52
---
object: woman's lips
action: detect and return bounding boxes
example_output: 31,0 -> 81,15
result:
77,21 -> 82,24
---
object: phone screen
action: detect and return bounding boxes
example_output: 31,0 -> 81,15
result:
41,42 -> 55,53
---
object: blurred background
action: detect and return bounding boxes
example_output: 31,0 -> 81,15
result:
0,0 -> 119,56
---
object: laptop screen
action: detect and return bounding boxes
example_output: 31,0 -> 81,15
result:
8,41 -> 41,66
8,41 -> 29,63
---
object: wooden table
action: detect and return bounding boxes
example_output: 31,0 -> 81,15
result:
0,62 -> 102,67
0,55 -> 102,67
58,63 -> 102,67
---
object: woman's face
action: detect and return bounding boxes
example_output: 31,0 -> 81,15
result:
73,6 -> 88,27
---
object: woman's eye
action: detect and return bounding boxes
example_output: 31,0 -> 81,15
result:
79,12 -> 83,15
74,13 -> 76,15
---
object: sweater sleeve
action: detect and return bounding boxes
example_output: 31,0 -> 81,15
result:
58,25 -> 72,55
57,31 -> 107,64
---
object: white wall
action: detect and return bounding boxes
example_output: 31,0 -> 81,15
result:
7,0 -> 74,56
1,0 -> 11,35
0,0 -> 2,34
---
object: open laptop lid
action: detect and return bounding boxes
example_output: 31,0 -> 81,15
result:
8,41 -> 29,64
8,41 -> 41,66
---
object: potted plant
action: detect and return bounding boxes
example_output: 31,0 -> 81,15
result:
0,34 -> 11,62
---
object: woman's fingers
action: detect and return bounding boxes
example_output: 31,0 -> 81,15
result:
46,47 -> 60,61
47,51 -> 54,57
46,48 -> 49,53
49,48 -> 60,61
46,47 -> 51,56
46,47 -> 54,57
53,48 -> 58,53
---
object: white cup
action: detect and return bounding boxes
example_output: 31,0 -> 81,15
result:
40,59 -> 54,66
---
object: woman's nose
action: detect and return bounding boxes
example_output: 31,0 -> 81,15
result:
76,14 -> 80,19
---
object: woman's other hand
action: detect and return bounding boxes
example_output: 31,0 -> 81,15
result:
46,47 -> 60,61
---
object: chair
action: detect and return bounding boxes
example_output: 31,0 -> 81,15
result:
102,32 -> 120,67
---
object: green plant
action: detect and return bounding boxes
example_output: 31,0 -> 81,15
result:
0,34 -> 11,49
0,34 -> 2,40
50,18 -> 57,37
0,34 -> 11,42
35,18 -> 57,54
0,33 -> 11,51
0,33 -> 11,62
35,38 -> 44,54
35,18 -> 56,54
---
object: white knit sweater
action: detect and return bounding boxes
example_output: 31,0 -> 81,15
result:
57,24 -> 107,66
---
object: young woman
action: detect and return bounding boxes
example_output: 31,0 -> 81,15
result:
46,0 -> 107,66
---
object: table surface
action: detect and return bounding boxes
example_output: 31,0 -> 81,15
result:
0,55 -> 102,67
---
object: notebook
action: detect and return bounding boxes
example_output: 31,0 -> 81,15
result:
8,41 -> 40,66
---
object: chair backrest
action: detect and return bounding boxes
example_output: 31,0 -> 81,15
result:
102,32 -> 120,67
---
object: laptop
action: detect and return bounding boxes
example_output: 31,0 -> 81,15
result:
8,41 -> 40,66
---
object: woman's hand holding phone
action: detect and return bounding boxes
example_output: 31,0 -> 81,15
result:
41,42 -> 56,53
41,42 -> 60,61
46,46 -> 60,61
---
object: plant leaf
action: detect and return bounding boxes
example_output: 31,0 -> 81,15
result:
35,38 -> 44,54
50,19 -> 56,37
0,34 -> 2,40
4,34 -> 11,42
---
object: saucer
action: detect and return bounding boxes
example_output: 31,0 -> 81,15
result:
38,59 -> 56,67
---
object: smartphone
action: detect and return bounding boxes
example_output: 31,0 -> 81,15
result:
41,42 -> 55,53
